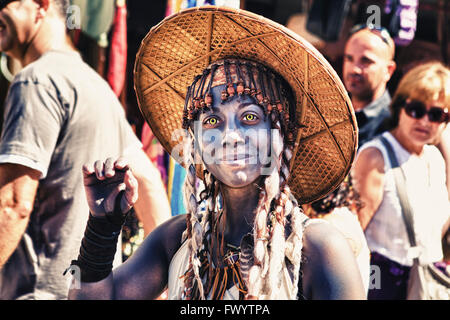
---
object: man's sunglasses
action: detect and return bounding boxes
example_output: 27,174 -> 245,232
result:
0,0 -> 18,11
404,100 -> 449,124
349,23 -> 393,48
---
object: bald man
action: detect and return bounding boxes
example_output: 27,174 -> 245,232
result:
343,26 -> 397,146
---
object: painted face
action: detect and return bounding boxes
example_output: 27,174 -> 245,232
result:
397,98 -> 448,148
0,0 -> 38,58
343,30 -> 393,103
194,84 -> 273,188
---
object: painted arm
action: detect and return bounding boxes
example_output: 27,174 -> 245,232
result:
302,222 -> 367,299
0,164 -> 40,268
68,215 -> 186,300
351,147 -> 386,230
68,158 -> 184,300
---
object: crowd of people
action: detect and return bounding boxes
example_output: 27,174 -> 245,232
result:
0,0 -> 448,301
306,21 -> 450,300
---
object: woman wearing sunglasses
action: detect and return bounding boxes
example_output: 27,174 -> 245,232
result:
352,62 -> 450,300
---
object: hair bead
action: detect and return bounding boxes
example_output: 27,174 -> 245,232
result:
237,81 -> 245,95
256,90 -> 264,104
227,83 -> 235,97
205,93 -> 213,108
221,90 -> 229,102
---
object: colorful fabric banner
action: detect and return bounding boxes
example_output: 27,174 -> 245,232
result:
141,122 -> 168,185
145,0 -> 241,216
107,0 -> 128,97
70,0 -> 115,47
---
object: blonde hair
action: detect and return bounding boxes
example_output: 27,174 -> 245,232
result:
388,62 -> 450,129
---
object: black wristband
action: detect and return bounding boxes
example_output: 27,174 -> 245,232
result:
76,214 -> 120,282
67,201 -> 133,283
105,190 -> 132,226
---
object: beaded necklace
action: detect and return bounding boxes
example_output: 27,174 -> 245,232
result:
181,241 -> 249,300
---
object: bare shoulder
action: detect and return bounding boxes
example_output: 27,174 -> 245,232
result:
147,213 -> 188,261
302,221 -> 352,259
118,213 -> 187,266
354,147 -> 385,172
112,214 -> 188,299
301,221 -> 366,299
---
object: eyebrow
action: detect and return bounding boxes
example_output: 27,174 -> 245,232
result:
238,102 -> 263,111
207,102 -> 264,114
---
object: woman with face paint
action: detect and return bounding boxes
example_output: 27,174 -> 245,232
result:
68,7 -> 365,300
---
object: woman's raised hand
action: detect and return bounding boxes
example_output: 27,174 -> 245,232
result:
83,157 -> 138,218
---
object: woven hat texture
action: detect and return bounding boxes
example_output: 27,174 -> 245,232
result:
134,6 -> 358,204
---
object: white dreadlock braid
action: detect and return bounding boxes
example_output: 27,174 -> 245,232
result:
265,116 -> 287,299
286,203 -> 305,299
245,110 -> 305,300
247,189 -> 269,298
275,119 -> 306,300
182,134 -> 206,299
182,133 -> 223,300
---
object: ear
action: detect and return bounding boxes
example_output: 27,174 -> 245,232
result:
386,60 -> 397,80
34,0 -> 50,19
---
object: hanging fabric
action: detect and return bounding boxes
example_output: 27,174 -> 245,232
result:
70,0 -> 115,47
161,0 -> 242,216
107,0 -> 128,97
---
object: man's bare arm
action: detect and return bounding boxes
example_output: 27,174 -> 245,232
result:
0,164 -> 40,267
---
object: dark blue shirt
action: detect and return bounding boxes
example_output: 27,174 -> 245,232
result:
356,91 -> 391,147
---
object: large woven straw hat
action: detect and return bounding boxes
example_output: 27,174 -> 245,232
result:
134,6 -> 358,204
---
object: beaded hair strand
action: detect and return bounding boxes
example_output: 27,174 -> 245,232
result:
181,134 -> 203,299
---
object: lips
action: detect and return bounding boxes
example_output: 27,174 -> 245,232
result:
219,153 -> 256,166
222,154 -> 249,161
346,74 -> 364,86
413,127 -> 430,135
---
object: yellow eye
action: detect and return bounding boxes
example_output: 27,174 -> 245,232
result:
204,117 -> 219,126
243,114 -> 257,122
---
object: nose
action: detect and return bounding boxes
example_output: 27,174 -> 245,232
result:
350,62 -> 363,75
222,114 -> 246,146
417,114 -> 433,127
222,128 -> 245,149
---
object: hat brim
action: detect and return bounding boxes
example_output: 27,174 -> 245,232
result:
134,6 -> 358,204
